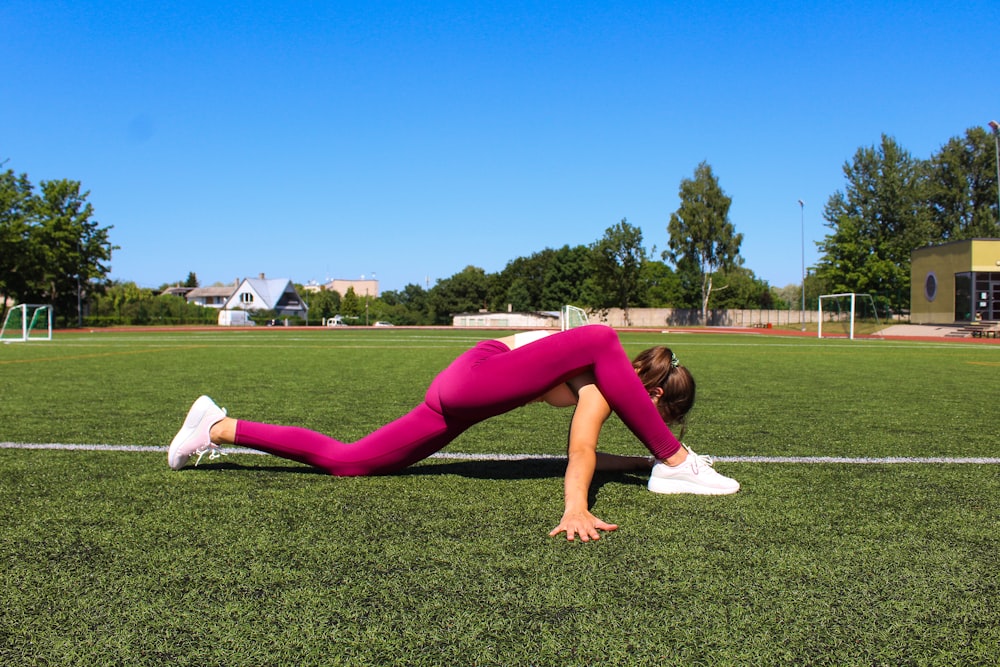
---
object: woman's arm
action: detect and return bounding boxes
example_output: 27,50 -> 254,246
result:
548,378 -> 619,541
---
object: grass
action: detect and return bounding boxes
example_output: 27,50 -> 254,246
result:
1,328 -> 999,665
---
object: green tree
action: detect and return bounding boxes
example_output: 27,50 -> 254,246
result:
492,250 -> 552,311
340,286 -> 362,319
638,259 -> 682,307
380,283 -> 430,325
665,162 -> 743,323
588,218 -> 647,325
925,126 -> 1000,240
30,179 -> 115,326
184,272 -> 199,288
306,287 -> 341,323
0,169 -> 35,320
816,135 -> 931,314
541,245 -> 592,310
489,245 -> 593,312
708,266 -> 774,309
427,266 -> 490,324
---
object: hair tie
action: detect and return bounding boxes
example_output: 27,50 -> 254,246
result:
670,352 -> 680,368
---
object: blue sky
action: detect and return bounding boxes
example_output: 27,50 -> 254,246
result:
3,1 -> 999,293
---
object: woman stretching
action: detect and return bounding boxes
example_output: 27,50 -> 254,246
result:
169,325 -> 739,540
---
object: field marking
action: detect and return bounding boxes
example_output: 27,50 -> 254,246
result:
1,442 -> 998,464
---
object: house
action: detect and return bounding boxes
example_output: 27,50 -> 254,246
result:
910,239 -> 1000,323
186,282 -> 238,309
218,274 -> 309,322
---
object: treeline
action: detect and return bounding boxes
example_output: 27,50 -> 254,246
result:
3,124 -> 997,327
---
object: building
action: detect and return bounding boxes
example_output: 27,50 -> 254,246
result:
452,311 -> 560,328
186,283 -> 237,309
219,274 -> 308,320
186,274 -> 309,324
910,239 -> 1000,324
326,278 -> 379,299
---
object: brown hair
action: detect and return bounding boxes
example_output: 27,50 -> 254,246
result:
632,346 -> 695,437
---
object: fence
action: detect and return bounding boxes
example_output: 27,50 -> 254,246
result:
590,307 -> 904,329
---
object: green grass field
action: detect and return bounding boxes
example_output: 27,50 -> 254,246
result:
2,328 -> 998,665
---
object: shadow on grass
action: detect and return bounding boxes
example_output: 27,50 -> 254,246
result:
191,457 -> 650,506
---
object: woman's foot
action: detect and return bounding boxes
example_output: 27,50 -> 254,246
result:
167,396 -> 228,470
647,446 -> 740,495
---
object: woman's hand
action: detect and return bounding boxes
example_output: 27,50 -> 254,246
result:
549,509 -> 618,542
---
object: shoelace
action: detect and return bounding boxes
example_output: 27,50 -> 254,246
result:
684,445 -> 715,474
193,443 -> 226,466
191,406 -> 228,466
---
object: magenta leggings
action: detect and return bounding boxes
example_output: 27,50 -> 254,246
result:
235,325 -> 682,475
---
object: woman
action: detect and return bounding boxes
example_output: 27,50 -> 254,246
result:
169,325 -> 739,541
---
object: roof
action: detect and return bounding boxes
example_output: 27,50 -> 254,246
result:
187,285 -> 237,298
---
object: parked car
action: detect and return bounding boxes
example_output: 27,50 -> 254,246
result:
373,321 -> 394,327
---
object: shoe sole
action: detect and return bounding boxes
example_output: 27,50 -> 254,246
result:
647,477 -> 740,495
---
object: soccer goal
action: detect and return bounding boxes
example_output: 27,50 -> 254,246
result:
560,305 -> 590,331
817,293 -> 881,340
1,304 -> 53,343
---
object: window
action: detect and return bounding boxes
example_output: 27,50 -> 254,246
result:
240,292 -> 254,304
924,272 -> 937,302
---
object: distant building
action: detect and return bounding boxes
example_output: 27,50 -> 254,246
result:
452,311 -> 560,328
220,274 -> 308,320
911,239 -> 1000,323
326,278 -> 379,298
160,286 -> 195,298
186,282 -> 238,309
187,274 -> 309,323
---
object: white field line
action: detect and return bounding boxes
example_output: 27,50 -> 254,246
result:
1,442 -> 999,464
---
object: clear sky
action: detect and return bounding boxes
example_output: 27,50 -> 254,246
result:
3,1 -> 999,293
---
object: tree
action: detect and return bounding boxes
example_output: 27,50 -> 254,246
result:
816,135 -> 931,314
708,266 -> 774,309
665,162 -> 743,322
184,272 -> 199,288
925,126 -> 1000,240
638,259 -> 682,307
29,179 -> 115,326
489,244 -> 593,312
306,287 -> 341,323
426,266 -> 490,324
340,286 -> 362,319
588,219 -> 647,325
541,245 -> 593,310
380,283 -> 430,325
0,169 -> 34,321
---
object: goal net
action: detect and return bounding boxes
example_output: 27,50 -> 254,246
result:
817,293 -> 881,339
1,304 -> 53,343
560,305 -> 590,331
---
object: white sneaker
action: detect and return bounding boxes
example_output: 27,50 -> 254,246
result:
168,396 -> 227,470
648,445 -> 740,495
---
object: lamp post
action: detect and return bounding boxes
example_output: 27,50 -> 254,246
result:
989,120 -> 1000,222
798,199 -> 806,331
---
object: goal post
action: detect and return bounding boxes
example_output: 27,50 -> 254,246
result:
560,305 -> 590,331
817,293 -> 881,340
1,304 -> 53,343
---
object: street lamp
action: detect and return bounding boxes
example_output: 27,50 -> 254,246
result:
798,199 -> 806,331
989,120 -> 1000,222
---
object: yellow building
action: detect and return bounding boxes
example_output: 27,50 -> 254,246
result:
910,239 -> 1000,323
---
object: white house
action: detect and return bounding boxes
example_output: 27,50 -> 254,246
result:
213,274 -> 309,324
